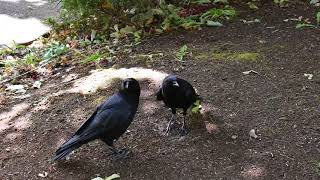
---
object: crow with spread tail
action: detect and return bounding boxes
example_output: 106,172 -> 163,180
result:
156,75 -> 200,135
52,78 -> 140,161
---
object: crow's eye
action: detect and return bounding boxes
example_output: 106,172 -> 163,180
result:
123,81 -> 130,89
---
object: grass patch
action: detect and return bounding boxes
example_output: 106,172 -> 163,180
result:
195,51 -> 261,62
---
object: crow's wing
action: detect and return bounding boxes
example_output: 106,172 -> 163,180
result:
74,107 -> 99,136
74,94 -> 123,136
178,79 -> 196,97
75,98 -> 131,139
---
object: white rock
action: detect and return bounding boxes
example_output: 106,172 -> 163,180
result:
249,129 -> 258,139
38,172 -> 48,178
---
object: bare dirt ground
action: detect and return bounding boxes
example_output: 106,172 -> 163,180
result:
1,3 -> 320,180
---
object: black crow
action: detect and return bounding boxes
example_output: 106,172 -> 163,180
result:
156,75 -> 200,135
52,78 -> 140,161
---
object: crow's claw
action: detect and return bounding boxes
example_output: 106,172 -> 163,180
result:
114,148 -> 131,159
179,126 -> 188,136
165,122 -> 173,135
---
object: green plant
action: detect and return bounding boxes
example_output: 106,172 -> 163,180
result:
247,1 -> 259,10
110,25 -> 137,42
43,42 -> 69,63
273,0 -> 289,7
201,6 -> 236,21
176,45 -> 188,62
296,11 -> 320,29
295,23 -> 316,29
23,53 -> 40,67
0,48 -> 13,56
81,52 -> 109,67
81,52 -> 103,64
161,4 -> 203,30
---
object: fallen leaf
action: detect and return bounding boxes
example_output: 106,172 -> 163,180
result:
231,135 -> 238,140
92,174 -> 120,180
5,84 -> 26,94
33,81 -> 42,89
92,178 -> 104,180
105,174 -> 120,180
204,121 -> 219,134
304,73 -> 313,80
242,70 -> 258,75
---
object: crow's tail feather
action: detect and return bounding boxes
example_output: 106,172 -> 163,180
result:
52,136 -> 85,161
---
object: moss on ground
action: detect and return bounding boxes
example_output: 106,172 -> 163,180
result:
195,51 -> 262,62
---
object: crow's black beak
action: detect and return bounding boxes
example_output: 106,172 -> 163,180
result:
172,81 -> 179,87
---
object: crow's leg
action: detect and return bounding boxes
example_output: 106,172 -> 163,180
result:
180,111 -> 188,136
165,114 -> 175,134
165,109 -> 176,134
102,139 -> 131,159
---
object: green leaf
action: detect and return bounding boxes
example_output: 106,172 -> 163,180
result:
195,0 -> 212,4
316,11 -> 320,26
119,25 -> 136,35
133,30 -> 142,42
176,45 -> 188,62
295,23 -> 316,29
213,0 -> 229,4
42,42 -> 68,62
206,20 -> 223,27
192,100 -> 202,113
247,2 -> 259,10
81,53 -> 102,64
24,53 -> 40,66
310,0 -> 319,4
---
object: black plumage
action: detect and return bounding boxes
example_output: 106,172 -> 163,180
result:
52,78 -> 140,161
156,75 -> 200,135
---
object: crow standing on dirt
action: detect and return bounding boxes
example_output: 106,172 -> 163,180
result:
156,75 -> 200,135
52,78 -> 141,161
